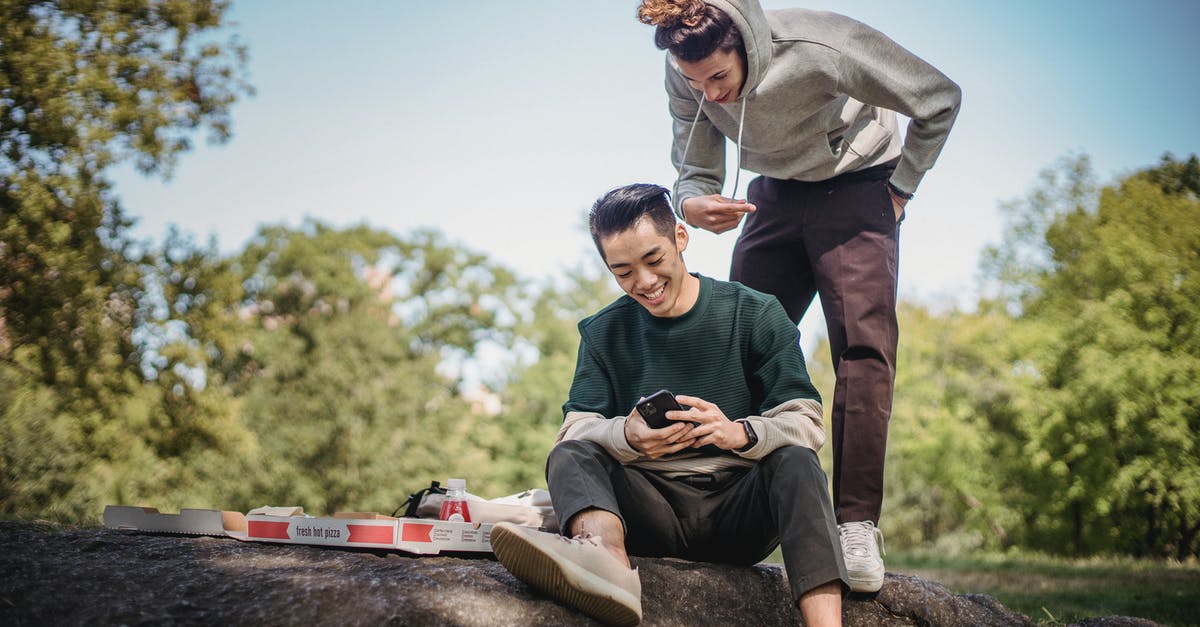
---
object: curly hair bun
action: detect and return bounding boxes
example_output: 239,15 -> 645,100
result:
637,0 -> 707,29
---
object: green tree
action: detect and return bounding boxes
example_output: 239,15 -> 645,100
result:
881,303 -> 1029,553
213,222 -> 524,513
1,0 -> 251,521
980,154 -> 1200,558
978,154 -> 1098,314
1141,152 -> 1200,198
486,269 -> 620,493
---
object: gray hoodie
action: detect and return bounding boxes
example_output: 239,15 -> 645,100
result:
667,0 -> 961,216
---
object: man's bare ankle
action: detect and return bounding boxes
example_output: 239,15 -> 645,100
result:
568,508 -> 631,568
583,533 -> 630,569
605,544 -> 632,569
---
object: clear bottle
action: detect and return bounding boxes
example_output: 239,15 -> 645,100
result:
438,478 -> 471,523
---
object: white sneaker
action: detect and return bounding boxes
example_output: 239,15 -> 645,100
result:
838,520 -> 885,593
491,522 -> 642,625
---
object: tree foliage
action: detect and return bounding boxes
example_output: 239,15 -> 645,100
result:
2,2 -> 1196,563
1014,157 -> 1200,558
488,269 -> 620,492
978,154 -> 1097,314
881,303 -> 1027,554
885,153 -> 1200,559
222,222 -> 523,512
1,0 -> 251,179
1,0 -> 251,521
2,0 -> 251,395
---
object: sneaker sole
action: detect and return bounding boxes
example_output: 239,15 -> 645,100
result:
846,568 -> 884,593
491,526 -> 641,626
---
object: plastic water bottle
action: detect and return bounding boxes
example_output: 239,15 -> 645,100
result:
438,478 -> 471,523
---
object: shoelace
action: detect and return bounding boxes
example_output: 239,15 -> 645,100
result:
564,533 -> 603,548
840,522 -> 885,558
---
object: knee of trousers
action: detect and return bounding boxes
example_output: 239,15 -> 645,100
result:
546,439 -> 614,478
762,445 -> 827,483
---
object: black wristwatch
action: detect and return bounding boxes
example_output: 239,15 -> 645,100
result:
736,420 -> 758,452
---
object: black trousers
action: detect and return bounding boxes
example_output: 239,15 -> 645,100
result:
546,440 -> 848,601
731,161 -> 900,525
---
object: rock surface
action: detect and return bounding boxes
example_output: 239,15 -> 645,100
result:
0,522 -> 1160,626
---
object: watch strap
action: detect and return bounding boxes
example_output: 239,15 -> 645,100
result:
736,420 -> 758,452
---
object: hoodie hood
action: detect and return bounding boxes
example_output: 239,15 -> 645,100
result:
706,0 -> 772,99
669,0 -> 771,205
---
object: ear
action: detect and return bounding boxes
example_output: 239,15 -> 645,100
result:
674,222 -> 689,254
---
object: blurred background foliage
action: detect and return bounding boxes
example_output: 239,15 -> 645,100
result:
1,1 -> 1197,561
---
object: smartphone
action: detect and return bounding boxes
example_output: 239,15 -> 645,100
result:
636,389 -> 686,429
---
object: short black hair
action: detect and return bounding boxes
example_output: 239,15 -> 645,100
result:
588,184 -> 677,259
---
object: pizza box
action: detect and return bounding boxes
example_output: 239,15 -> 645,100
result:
104,505 -> 493,555
244,511 -> 492,554
103,506 -> 247,537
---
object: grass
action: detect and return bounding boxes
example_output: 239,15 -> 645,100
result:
764,548 -> 1198,625
887,550 -> 1200,626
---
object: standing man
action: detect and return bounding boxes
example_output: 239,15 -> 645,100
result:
636,0 -> 961,592
491,184 -> 846,626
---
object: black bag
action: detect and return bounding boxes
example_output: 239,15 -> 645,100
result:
393,480 -> 446,518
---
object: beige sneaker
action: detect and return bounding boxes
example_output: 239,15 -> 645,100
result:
839,520 -> 885,593
491,521 -> 642,626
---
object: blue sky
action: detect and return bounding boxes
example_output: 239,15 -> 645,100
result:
111,1 -> 1200,344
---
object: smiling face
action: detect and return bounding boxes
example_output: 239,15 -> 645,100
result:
674,47 -> 746,105
599,217 -> 699,318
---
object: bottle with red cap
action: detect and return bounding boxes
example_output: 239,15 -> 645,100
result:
438,478 -> 471,522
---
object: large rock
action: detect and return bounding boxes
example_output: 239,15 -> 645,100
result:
0,522 -> 1157,626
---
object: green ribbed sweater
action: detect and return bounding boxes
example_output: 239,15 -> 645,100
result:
563,274 -> 820,460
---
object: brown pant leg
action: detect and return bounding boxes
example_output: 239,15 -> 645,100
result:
730,176 -> 818,325
805,167 -> 899,525
733,164 -> 899,525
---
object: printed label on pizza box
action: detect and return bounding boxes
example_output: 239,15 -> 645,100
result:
395,519 -> 492,554
245,515 -> 398,550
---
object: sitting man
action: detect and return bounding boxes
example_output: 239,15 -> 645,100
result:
491,183 -> 847,626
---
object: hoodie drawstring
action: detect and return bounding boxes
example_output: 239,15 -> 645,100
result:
730,99 -> 746,201
673,92 -> 707,218
673,92 -> 749,218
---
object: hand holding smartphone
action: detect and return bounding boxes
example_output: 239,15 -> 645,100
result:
635,389 -> 690,429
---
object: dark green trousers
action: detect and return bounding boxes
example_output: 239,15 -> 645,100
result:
546,440 -> 848,600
